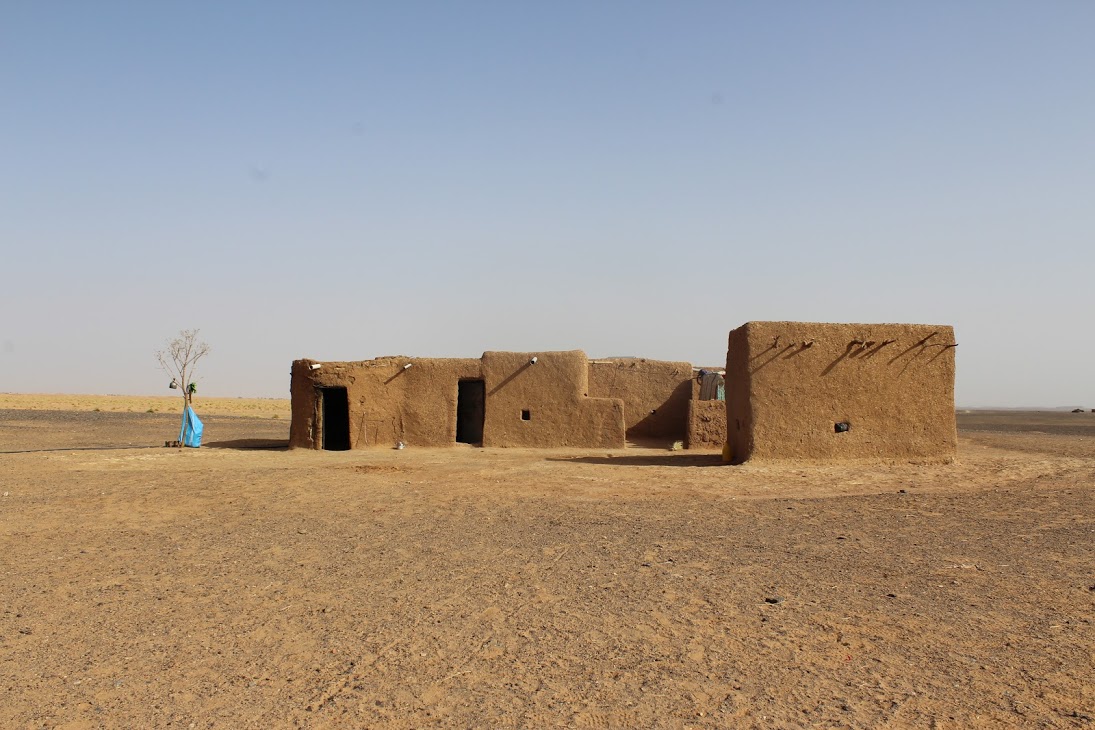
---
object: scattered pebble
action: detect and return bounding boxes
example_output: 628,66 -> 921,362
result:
764,597 -> 783,604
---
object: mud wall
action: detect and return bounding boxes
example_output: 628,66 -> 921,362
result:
726,322 -> 957,463
289,361 -> 316,448
687,400 -> 727,450
289,356 -> 481,449
290,351 -> 625,449
482,351 -> 624,448
587,358 -> 692,443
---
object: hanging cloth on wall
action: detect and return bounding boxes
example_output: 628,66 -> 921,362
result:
699,371 -> 725,401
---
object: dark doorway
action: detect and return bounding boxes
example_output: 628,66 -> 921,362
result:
456,380 -> 486,444
320,387 -> 350,451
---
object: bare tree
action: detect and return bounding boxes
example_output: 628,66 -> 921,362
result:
156,329 -> 211,444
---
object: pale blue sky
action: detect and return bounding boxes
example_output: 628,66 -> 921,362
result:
2,2 -> 1093,406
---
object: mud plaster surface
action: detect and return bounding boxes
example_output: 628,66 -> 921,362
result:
728,322 -> 957,464
1,408 -> 1093,728
587,359 -> 693,442
687,400 -> 727,450
291,352 -> 625,450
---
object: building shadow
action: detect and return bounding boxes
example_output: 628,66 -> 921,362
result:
545,453 -> 726,467
626,379 -> 693,442
0,445 -> 162,455
203,438 -> 289,451
751,343 -> 796,373
488,362 -> 532,396
821,343 -> 858,376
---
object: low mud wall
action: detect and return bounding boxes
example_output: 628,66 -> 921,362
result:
686,400 -> 726,450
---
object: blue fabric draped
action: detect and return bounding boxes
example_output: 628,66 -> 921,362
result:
179,406 -> 203,447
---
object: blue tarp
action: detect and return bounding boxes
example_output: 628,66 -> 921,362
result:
179,406 -> 203,447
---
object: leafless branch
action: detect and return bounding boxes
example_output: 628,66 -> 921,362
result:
156,329 -> 211,398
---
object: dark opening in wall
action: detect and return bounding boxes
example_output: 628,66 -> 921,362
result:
319,387 -> 350,450
456,380 -> 486,444
521,409 -> 531,421
835,421 -> 851,433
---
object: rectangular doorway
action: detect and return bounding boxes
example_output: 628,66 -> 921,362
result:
456,380 -> 485,444
319,387 -> 350,451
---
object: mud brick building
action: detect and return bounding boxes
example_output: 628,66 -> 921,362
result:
289,351 -> 719,450
725,322 -> 957,464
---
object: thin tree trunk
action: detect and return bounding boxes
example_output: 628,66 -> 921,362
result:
178,392 -> 190,448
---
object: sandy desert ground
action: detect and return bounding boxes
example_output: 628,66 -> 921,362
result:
0,393 -> 290,420
1,401 -> 1093,728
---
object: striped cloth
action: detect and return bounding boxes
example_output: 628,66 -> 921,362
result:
698,371 -> 724,401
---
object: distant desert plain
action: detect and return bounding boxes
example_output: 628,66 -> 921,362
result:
1,394 -> 1092,728
0,392 -> 291,419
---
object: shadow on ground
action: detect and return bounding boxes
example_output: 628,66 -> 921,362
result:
0,445 -> 163,455
546,453 -> 726,468
203,439 -> 289,451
